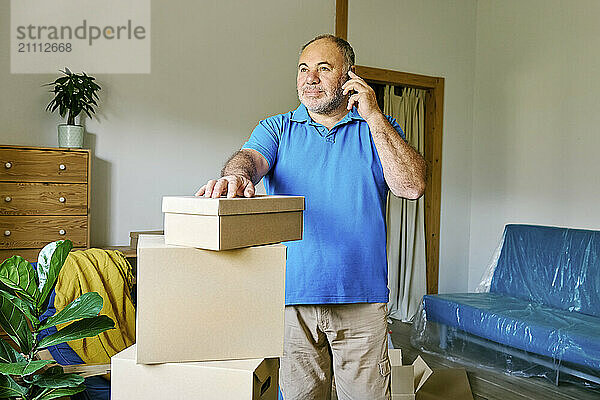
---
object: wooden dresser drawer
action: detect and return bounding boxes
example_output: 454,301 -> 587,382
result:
0,183 -> 87,215
0,247 -> 86,264
0,216 -> 87,249
0,148 -> 88,183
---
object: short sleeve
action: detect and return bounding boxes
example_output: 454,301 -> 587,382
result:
241,115 -> 283,170
385,115 -> 406,141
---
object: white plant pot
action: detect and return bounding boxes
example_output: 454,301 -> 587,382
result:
58,124 -> 84,148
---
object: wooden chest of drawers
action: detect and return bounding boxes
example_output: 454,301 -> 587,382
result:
0,145 -> 91,263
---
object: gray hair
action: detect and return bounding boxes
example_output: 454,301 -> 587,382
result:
300,34 -> 355,70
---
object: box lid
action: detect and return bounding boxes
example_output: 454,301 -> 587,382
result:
162,195 -> 305,216
413,356 -> 433,392
389,349 -> 403,366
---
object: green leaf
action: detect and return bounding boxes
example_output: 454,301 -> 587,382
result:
0,291 -> 38,328
38,315 -> 114,349
41,365 -> 62,374
0,337 -> 24,364
38,292 -> 103,332
35,384 -> 86,400
0,359 -> 54,376
33,370 -> 84,389
37,240 -> 72,313
45,99 -> 55,112
0,374 -> 27,397
0,255 -> 40,304
0,292 -> 33,353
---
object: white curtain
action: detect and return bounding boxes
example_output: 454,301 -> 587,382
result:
384,86 -> 427,322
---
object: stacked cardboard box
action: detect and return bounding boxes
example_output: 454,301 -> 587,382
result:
112,195 -> 304,400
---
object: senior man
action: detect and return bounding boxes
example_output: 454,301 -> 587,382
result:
197,34 -> 426,400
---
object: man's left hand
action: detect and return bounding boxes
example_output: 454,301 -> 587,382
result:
342,70 -> 383,121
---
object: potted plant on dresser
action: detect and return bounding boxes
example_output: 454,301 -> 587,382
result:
44,68 -> 101,148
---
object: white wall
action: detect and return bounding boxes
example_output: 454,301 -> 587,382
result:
15,0 -> 583,296
468,0 -> 600,289
0,0 -> 334,246
348,0 -> 478,293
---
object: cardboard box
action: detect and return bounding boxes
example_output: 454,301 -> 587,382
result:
136,235 -> 285,364
162,195 -> 304,250
390,349 -> 433,400
112,345 -> 278,400
389,349 -> 473,400
129,229 -> 163,247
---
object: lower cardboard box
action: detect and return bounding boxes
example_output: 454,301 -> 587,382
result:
111,345 -> 278,400
390,349 -> 473,400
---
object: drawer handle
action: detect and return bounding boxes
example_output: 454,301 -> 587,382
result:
58,229 -> 66,235
4,230 -> 10,237
4,162 -> 12,169
4,196 -> 11,202
59,197 -> 66,203
59,164 -> 66,170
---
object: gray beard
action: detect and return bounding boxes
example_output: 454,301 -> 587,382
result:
303,88 -> 345,114
298,76 -> 348,115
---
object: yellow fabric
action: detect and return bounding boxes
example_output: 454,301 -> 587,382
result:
53,249 -> 135,368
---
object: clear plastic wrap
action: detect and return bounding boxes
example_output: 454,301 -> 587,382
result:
411,224 -> 600,387
474,230 -> 505,293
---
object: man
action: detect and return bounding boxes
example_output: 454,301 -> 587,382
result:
197,34 -> 426,400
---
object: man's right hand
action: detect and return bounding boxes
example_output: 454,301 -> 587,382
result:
195,175 -> 255,198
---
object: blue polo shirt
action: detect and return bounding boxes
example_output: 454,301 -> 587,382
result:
242,103 -> 405,305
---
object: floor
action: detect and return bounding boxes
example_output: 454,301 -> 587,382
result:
389,321 -> 600,400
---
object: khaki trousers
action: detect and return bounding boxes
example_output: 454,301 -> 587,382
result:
280,303 -> 391,400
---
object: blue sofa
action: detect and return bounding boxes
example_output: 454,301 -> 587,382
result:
413,224 -> 600,384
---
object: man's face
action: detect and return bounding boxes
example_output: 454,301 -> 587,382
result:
297,39 -> 349,115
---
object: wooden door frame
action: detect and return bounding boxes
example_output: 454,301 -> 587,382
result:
336,0 -> 444,294
355,66 -> 444,295
335,0 -> 348,40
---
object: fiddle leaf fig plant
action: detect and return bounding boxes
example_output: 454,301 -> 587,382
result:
44,68 -> 101,126
0,240 -> 115,400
